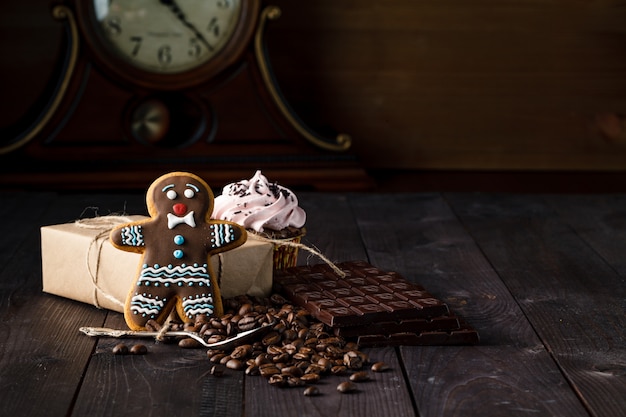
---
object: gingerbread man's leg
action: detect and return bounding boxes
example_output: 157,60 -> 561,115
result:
125,262 -> 221,329
177,278 -> 220,321
125,266 -> 176,329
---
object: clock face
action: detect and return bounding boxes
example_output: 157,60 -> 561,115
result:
91,0 -> 242,74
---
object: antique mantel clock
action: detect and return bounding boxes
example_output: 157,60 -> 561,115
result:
0,0 -> 369,190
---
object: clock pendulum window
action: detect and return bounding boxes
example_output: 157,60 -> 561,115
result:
0,1 -> 371,191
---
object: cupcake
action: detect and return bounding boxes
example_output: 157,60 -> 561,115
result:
211,171 -> 306,269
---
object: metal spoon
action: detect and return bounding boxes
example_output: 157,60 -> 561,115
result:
79,322 -> 274,350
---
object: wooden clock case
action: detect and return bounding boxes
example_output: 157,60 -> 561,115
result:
0,1 -> 370,191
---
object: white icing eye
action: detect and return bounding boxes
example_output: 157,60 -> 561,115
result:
184,188 -> 195,198
166,190 -> 177,200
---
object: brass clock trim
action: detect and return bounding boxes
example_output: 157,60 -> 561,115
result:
75,0 -> 261,91
0,5 -> 79,155
254,6 -> 352,152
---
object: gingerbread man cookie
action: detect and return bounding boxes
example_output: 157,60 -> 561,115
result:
110,172 -> 247,330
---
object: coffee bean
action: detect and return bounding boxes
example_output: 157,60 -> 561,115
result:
281,366 -> 303,377
371,362 -> 390,372
246,364 -> 260,376
255,353 -> 271,366
230,314 -> 243,325
350,371 -> 370,382
231,344 -> 252,359
195,314 -> 209,326
270,293 -> 288,305
207,335 -> 225,344
210,318 -> 224,330
343,352 -> 363,369
206,349 -> 223,359
112,343 -> 128,355
211,365 -> 225,377
317,358 -> 332,372
268,374 -> 285,387
259,363 -> 280,377
283,329 -> 298,341
337,381 -> 357,393
226,358 -> 245,370
331,365 -> 347,375
262,331 -> 281,346
304,364 -> 324,375
237,315 -> 258,331
301,373 -> 320,383
220,314 -> 233,327
238,303 -> 254,316
130,344 -> 147,355
303,386 -> 320,396
287,377 -> 305,387
209,353 -> 227,363
183,322 -> 199,332
178,337 -> 201,349
272,352 -> 290,364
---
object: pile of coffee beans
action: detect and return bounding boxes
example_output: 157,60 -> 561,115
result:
154,293 -> 389,394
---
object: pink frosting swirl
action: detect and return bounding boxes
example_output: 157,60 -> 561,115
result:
212,171 -> 306,232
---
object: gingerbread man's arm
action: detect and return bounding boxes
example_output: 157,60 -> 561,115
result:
110,221 -> 150,254
206,221 -> 247,254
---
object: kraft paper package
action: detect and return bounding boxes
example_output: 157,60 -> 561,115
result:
41,216 -> 274,313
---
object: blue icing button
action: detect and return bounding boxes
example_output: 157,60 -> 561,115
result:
174,235 -> 185,245
173,249 -> 184,259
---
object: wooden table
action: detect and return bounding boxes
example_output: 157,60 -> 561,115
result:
2,191 -> 625,417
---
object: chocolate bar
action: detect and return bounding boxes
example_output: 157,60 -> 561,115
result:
273,260 -> 479,346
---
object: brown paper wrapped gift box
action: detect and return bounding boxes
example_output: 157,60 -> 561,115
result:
41,216 -> 274,313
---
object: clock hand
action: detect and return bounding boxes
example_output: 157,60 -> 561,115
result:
159,0 -> 214,52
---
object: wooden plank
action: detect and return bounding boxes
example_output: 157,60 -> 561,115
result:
446,193 -> 626,417
349,193 -> 589,417
245,346 -> 415,417
0,193 -> 109,417
71,313 -> 243,417
245,193 -> 417,417
546,194 -> 626,275
0,192 -> 151,417
0,295 -> 107,417
0,191 -> 56,269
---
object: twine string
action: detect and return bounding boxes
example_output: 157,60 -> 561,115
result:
75,216 -> 134,309
156,309 -> 177,342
